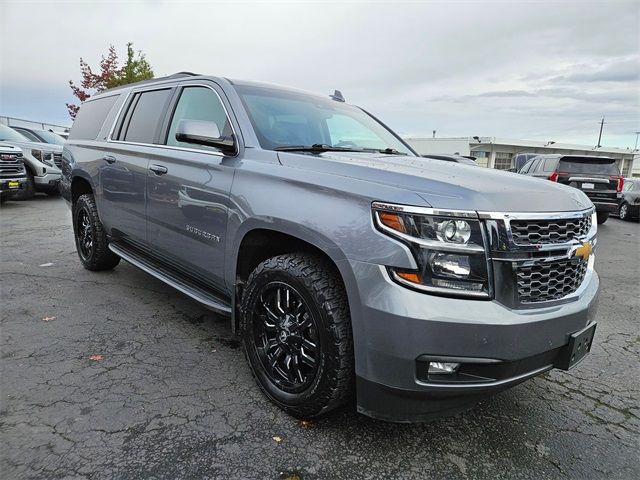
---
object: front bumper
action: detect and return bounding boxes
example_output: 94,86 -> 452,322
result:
349,259 -> 599,422
34,172 -> 61,190
0,177 -> 27,196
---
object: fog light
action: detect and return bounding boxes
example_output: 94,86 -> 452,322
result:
428,362 -> 460,374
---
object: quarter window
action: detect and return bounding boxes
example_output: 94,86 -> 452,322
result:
122,89 -> 172,144
166,86 -> 232,151
69,95 -> 119,140
543,158 -> 557,172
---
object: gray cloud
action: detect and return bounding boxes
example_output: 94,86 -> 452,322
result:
0,0 -> 638,147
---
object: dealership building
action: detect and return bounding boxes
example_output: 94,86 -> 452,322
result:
405,136 -> 638,177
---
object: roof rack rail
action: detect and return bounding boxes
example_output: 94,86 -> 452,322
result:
98,71 -> 202,94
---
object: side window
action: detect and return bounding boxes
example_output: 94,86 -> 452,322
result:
531,158 -> 543,172
14,129 -> 40,142
623,181 -> 634,192
69,95 -> 119,140
543,158 -> 557,172
166,86 -> 232,151
122,89 -> 172,144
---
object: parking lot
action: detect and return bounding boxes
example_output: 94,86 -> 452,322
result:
1,196 -> 638,480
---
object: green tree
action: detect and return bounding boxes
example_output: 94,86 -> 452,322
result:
67,42 -> 154,119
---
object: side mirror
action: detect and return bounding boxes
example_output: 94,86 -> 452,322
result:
175,119 -> 236,154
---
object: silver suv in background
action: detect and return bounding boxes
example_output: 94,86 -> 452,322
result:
62,73 -> 599,422
0,124 -> 62,199
0,142 -> 27,202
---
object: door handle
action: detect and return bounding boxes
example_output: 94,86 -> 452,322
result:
103,155 -> 117,164
149,164 -> 168,175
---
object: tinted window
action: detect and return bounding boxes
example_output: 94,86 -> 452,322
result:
623,181 -> 634,191
123,89 -> 171,144
543,158 -> 557,172
69,95 -> 119,140
166,86 -> 231,151
558,158 -> 620,175
33,130 -> 65,145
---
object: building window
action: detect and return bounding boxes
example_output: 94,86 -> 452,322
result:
494,152 -> 512,170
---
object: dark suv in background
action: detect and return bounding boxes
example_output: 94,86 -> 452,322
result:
518,154 -> 623,224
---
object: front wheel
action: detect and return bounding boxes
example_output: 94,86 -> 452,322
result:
596,212 -> 609,224
240,253 -> 354,419
73,194 -> 120,271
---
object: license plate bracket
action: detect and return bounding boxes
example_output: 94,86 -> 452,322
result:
555,322 -> 597,370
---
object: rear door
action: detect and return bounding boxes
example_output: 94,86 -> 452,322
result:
144,82 -> 238,291
101,87 -> 174,247
555,157 -> 621,207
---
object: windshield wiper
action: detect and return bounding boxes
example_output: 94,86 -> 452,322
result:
275,144 -> 368,153
376,148 -> 405,155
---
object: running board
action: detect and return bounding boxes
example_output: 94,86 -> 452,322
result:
109,243 -> 232,316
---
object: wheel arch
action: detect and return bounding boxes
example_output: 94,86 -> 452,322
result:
70,173 -> 95,204
230,221 -> 362,336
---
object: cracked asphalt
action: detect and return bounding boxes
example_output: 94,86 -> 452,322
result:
1,196 -> 639,480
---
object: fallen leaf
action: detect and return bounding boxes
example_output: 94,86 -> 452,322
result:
298,420 -> 315,429
272,435 -> 283,443
89,354 -> 104,361
39,262 -> 54,267
42,316 -> 57,322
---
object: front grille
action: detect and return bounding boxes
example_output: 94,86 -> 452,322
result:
510,216 -> 591,245
53,152 -> 62,168
516,259 -> 588,303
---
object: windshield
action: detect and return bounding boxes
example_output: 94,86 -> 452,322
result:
35,130 -> 65,145
0,125 -> 30,142
236,85 -> 414,155
559,158 -> 620,175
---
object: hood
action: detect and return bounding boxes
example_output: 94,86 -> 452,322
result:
278,152 -> 593,213
1,140 -> 62,154
0,142 -> 24,154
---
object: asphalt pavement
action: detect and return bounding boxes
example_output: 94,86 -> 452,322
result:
1,195 -> 639,479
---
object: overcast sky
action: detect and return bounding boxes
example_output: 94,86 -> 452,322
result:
1,0 -> 638,148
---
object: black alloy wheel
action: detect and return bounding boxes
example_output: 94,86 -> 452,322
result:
76,207 -> 94,261
252,282 -> 320,393
240,253 -> 354,419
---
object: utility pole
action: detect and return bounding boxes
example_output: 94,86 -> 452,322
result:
634,131 -> 640,151
596,117 -> 605,148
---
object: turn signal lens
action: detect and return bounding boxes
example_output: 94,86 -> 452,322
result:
395,271 -> 422,284
378,212 -> 406,233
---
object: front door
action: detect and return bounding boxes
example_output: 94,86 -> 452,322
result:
145,84 -> 237,291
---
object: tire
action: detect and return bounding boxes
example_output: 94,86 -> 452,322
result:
596,212 -> 609,224
13,170 -> 35,200
240,253 -> 354,419
72,194 -> 120,271
618,202 -> 629,221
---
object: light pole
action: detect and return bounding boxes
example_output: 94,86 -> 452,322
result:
634,131 -> 640,151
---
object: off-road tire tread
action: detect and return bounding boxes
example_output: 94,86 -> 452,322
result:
73,194 -> 120,271
240,253 -> 354,419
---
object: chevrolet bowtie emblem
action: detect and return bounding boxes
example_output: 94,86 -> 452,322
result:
573,241 -> 592,261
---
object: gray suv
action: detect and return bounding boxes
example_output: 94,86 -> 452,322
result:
61,73 -> 599,422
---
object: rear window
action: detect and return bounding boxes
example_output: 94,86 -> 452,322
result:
558,158 -> 620,175
69,95 -> 119,140
122,89 -> 172,144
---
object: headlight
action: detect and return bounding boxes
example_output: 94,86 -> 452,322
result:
32,149 -> 53,166
373,202 -> 491,298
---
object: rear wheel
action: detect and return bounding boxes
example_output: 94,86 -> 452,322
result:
619,202 -> 629,221
240,253 -> 354,419
596,212 -> 609,224
73,194 -> 120,271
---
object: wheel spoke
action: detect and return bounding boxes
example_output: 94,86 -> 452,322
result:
300,347 -> 316,367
